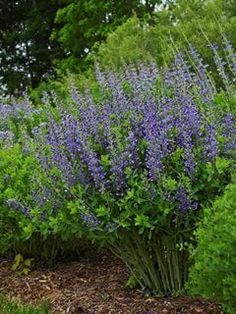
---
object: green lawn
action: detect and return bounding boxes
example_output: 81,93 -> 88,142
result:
0,295 -> 49,314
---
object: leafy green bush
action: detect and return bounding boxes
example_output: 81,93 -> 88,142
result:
188,183 -> 236,313
0,99 -> 84,262
0,144 -> 52,259
95,17 -> 158,70
0,143 -> 82,262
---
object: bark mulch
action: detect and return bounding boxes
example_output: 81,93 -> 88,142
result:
0,250 -> 223,314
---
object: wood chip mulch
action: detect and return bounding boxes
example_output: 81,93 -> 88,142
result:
0,250 -> 223,314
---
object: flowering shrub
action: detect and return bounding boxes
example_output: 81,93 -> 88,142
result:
29,49 -> 236,292
0,144 -> 40,255
0,143 -> 82,261
0,45 -> 235,288
0,96 -> 46,148
0,100 -> 82,261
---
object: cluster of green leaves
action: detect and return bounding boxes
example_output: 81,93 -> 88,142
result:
0,144 -> 38,254
1,0 -> 165,94
52,0 -> 162,73
188,183 -> 236,314
12,254 -> 34,276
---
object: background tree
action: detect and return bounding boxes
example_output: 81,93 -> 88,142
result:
96,0 -> 236,76
52,0 -> 165,73
0,0 -> 64,94
0,0 -> 168,94
2,0 -> 236,95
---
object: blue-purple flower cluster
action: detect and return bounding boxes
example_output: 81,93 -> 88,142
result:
81,211 -> 100,229
0,97 -> 35,127
30,62 -> 232,221
0,97 -> 39,148
32,52 -> 235,220
31,52 -> 235,218
5,198 -> 30,217
222,113 -> 236,153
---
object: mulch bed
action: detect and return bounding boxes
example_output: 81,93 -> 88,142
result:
0,250 -> 223,314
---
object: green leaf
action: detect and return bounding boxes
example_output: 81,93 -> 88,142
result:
12,254 -> 24,271
67,201 -> 78,215
125,274 -> 138,289
215,157 -> 229,174
101,154 -> 110,168
134,214 -> 151,228
164,177 -> 177,191
24,258 -> 33,267
96,206 -> 109,218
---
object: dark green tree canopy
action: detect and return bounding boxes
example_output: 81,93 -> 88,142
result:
0,0 -> 64,94
0,0 -> 166,93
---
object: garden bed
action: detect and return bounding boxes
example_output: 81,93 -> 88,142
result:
0,250 -> 222,314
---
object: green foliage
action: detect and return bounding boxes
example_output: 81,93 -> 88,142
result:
0,144 -> 37,253
0,144 -> 82,262
53,0 -> 162,73
74,156 -> 233,294
3,0 -> 236,95
12,254 -> 34,276
96,0 -> 236,81
188,183 -> 236,313
0,0 -> 64,94
0,294 -> 49,314
96,17 -> 157,69
30,79 -> 69,106
125,274 -> 139,289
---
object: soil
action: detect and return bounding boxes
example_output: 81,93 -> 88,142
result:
0,250 -> 223,314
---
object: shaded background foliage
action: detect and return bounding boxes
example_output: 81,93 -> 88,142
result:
96,0 -> 236,73
0,0 -> 65,94
2,0 -> 236,96
0,0 -> 163,94
52,0 -> 166,73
